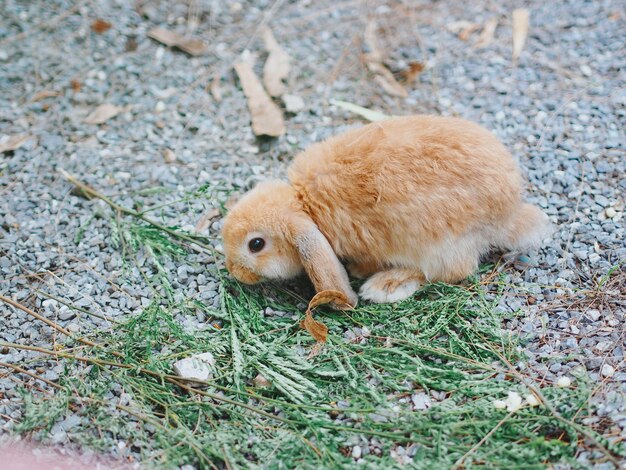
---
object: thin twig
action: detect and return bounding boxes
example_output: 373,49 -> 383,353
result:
0,294 -> 97,347
60,170 -> 216,255
452,410 -> 514,468
0,361 -> 62,389
0,2 -> 83,47
482,335 -> 624,468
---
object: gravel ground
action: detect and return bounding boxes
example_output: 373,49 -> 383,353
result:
1,0 -> 624,467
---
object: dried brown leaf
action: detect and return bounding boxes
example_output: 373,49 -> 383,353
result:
308,290 -> 350,310
210,74 -> 223,102
84,103 -> 122,125
300,290 -> 352,343
70,79 -> 81,92
0,135 -> 29,153
91,19 -> 112,34
194,208 -> 220,233
300,311 -> 328,342
31,90 -> 61,102
175,38 -> 207,56
474,18 -> 498,48
446,21 -> 481,41
363,22 -> 408,97
234,61 -> 285,137
148,27 -> 207,56
512,8 -> 530,61
262,27 -> 290,97
458,23 -> 481,41
396,62 -> 425,84
148,27 -> 180,47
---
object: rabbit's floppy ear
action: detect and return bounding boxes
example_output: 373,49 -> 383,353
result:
287,215 -> 358,309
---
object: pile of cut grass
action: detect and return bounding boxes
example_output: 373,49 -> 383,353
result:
8,184 -> 624,469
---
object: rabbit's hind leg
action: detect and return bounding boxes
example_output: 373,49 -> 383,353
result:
419,232 -> 485,283
359,268 -> 426,304
347,259 -> 383,279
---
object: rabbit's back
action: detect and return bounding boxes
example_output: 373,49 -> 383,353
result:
288,115 -> 524,261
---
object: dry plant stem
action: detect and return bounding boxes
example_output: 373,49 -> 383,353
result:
451,410 -> 515,469
0,361 -> 62,389
486,339 -> 623,468
34,288 -> 120,324
0,294 -> 126,359
0,341 -> 296,426
1,340 -> 417,440
0,2 -> 82,47
0,363 -> 215,465
0,294 -> 97,348
59,170 -> 215,255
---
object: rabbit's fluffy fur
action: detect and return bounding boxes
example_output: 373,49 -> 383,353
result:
222,115 -> 550,306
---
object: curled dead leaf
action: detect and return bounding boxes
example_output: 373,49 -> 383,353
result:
300,290 -> 351,343
194,208 -> 220,233
84,103 -> 122,125
308,290 -> 350,310
262,27 -> 290,97
474,18 -> 498,48
512,8 -> 530,61
363,22 -> 408,97
234,60 -> 285,137
447,21 -> 481,41
395,62 -> 425,84
300,311 -> 328,343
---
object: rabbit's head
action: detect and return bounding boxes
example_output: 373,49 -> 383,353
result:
221,180 -> 357,308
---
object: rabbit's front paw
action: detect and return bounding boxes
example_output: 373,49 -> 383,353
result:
359,269 -> 422,304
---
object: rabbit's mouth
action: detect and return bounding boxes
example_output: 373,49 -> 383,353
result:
226,259 -> 262,285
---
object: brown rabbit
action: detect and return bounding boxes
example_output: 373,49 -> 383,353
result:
221,115 -> 550,307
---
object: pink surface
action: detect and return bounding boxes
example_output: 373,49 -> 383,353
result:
0,441 -> 132,470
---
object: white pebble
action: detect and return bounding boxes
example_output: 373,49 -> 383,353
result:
283,94 -> 305,113
556,376 -> 572,388
506,391 -> 523,412
155,101 -> 166,113
493,400 -> 506,410
601,364 -> 615,378
525,394 -> 540,407
605,207 -> 617,218
352,445 -> 362,459
173,352 -> 215,382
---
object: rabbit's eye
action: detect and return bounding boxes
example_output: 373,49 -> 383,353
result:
248,237 -> 265,253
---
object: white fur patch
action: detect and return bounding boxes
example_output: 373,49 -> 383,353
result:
359,275 -> 420,304
261,257 -> 302,280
